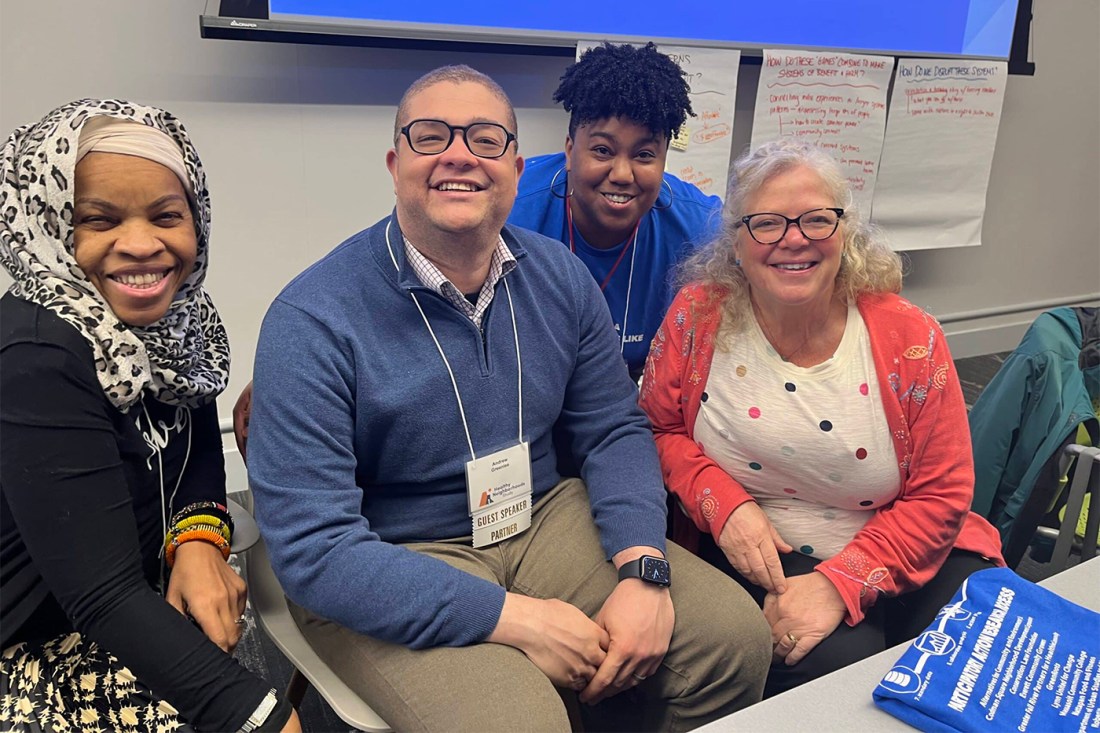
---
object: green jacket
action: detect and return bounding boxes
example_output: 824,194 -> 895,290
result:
969,307 -> 1099,565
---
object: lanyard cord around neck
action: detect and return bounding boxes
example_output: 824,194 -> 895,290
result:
384,218 -> 523,460
565,199 -> 641,292
144,400 -> 192,593
565,199 -> 641,355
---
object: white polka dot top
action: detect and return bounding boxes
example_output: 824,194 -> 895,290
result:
693,303 -> 900,560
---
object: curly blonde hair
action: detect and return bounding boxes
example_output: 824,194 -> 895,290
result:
679,139 -> 903,344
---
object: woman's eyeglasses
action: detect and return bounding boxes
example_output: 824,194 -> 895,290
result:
740,208 -> 844,245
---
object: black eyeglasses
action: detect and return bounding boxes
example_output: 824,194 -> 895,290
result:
740,208 -> 845,245
399,119 -> 517,159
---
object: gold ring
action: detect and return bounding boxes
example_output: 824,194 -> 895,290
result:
785,631 -> 798,644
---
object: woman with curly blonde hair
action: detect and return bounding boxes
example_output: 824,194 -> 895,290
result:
680,140 -> 902,339
640,139 -> 1003,697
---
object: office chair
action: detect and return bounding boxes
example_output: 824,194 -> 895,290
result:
227,497 -> 259,553
245,535 -> 391,732
969,306 -> 1099,569
1032,443 -> 1099,572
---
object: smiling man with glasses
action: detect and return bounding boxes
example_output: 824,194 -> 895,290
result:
246,65 -> 770,732
399,119 -> 517,159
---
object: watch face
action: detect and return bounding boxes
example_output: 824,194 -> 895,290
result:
641,557 -> 671,586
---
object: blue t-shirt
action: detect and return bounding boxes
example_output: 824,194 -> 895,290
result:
509,152 -> 722,375
873,567 -> 1100,733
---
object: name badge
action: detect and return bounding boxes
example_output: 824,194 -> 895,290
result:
466,442 -> 532,548
472,494 -> 532,548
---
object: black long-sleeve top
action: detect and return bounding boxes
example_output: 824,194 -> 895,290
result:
0,294 -> 273,732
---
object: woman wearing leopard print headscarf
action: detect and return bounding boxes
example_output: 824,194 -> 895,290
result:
0,99 -> 299,733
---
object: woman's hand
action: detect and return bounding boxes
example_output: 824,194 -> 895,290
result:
166,541 -> 247,653
716,502 -> 793,593
764,571 -> 847,666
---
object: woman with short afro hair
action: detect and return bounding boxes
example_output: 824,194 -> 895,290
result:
510,42 -> 722,380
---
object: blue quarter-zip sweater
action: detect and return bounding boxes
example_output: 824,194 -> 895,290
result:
248,215 -> 668,650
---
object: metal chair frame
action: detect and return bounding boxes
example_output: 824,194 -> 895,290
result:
1034,444 -> 1100,572
244,535 -> 391,732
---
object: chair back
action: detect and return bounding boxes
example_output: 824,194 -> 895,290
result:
246,536 -> 392,732
969,306 -> 1099,567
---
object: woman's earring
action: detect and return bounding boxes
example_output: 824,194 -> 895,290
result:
652,178 -> 675,210
550,166 -> 573,199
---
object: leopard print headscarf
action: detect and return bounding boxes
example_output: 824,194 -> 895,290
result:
0,99 -> 229,411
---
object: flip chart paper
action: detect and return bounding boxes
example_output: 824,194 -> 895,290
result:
751,49 -> 894,214
871,59 -> 1008,251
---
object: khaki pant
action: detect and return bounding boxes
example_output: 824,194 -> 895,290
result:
290,479 -> 770,732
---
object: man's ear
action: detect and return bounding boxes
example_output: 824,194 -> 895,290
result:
385,148 -> 399,190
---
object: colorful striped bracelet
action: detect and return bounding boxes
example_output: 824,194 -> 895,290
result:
165,527 -> 231,568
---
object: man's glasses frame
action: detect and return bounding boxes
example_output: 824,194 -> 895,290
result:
399,119 -> 517,160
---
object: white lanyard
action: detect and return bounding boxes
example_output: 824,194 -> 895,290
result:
384,218 -> 523,458
618,241 -> 638,355
565,202 -> 639,355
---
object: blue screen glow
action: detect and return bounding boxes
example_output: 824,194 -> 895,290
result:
269,0 -> 1020,59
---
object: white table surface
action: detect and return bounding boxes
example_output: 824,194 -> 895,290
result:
698,558 -> 1100,732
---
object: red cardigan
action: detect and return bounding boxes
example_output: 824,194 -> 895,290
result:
639,287 -> 1004,625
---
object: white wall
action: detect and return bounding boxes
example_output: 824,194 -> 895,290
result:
3,0 -> 1098,425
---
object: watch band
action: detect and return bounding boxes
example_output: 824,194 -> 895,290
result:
239,689 -> 278,733
617,555 -> 671,587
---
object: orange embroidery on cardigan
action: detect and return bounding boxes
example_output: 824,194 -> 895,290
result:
701,492 -> 718,521
824,559 -> 887,597
841,549 -> 870,575
931,363 -> 949,390
903,345 -> 928,360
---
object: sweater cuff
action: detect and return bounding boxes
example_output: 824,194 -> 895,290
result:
599,512 -> 668,561
693,467 -> 754,540
816,561 -> 880,626
444,578 -> 509,645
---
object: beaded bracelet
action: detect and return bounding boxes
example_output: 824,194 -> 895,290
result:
165,527 -> 231,568
166,523 -> 228,546
163,516 -> 232,560
165,501 -> 234,552
169,501 -> 234,535
165,527 -> 230,568
173,514 -> 232,542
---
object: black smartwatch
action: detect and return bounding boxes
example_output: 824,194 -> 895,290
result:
617,555 -> 671,587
